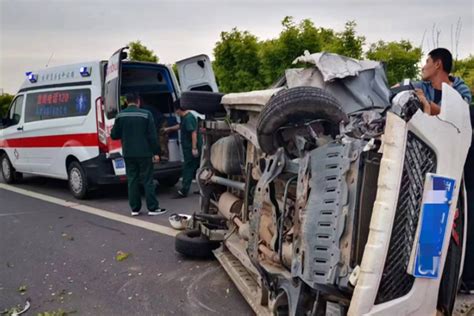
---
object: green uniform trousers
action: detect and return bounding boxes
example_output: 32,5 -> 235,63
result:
181,152 -> 200,196
124,157 -> 159,212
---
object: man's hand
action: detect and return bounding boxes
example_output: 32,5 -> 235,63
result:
192,148 -> 199,158
415,89 -> 431,114
153,155 -> 160,163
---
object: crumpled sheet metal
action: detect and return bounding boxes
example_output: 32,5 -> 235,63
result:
292,51 -> 380,82
221,88 -> 283,107
287,52 -> 391,114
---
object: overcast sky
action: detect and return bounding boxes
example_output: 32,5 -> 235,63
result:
1,0 -> 473,94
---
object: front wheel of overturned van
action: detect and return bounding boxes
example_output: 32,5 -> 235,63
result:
1,153 -> 22,184
68,161 -> 89,199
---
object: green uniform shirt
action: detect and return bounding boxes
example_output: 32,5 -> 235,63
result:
180,112 -> 202,156
110,105 -> 160,158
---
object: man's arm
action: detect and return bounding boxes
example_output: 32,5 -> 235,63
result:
191,130 -> 198,157
415,89 -> 441,115
164,124 -> 180,133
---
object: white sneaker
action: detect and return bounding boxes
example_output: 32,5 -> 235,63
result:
148,209 -> 167,216
131,211 -> 140,216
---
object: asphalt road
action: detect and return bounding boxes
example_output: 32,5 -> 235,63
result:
0,176 -> 253,315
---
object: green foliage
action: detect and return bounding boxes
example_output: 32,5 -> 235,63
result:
453,55 -> 474,96
259,18 -> 326,86
325,21 -> 365,59
127,40 -> 158,63
213,28 -> 264,93
172,63 -> 179,83
0,93 -> 14,117
214,17 -> 368,91
366,40 -> 422,86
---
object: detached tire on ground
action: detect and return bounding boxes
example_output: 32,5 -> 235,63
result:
1,153 -> 22,184
179,91 -> 225,115
256,86 -> 348,155
175,229 -> 221,258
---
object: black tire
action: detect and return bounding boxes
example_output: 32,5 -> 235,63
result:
438,187 -> 466,315
175,229 -> 220,258
256,86 -> 348,155
158,175 -> 181,187
179,91 -> 225,114
67,161 -> 89,199
0,153 -> 22,184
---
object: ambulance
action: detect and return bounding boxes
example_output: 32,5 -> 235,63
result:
0,47 -> 218,198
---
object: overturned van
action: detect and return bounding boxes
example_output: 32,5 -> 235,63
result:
0,47 -> 218,198
175,52 -> 473,315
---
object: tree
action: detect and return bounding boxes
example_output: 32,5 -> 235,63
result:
259,17 -> 328,86
0,93 -> 14,117
127,40 -> 158,63
213,28 -> 264,93
366,40 -> 423,86
325,21 -> 365,59
453,55 -> 474,99
259,18 -> 365,87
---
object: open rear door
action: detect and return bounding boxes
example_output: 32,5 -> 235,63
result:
102,47 -> 127,155
176,54 -> 218,92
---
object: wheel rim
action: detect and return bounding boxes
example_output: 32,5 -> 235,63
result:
69,168 -> 83,193
2,157 -> 11,180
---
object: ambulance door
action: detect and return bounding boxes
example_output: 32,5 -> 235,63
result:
0,95 -> 30,172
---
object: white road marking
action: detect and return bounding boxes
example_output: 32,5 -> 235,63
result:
0,183 -> 178,237
0,211 -> 36,217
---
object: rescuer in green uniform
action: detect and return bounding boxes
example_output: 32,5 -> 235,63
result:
164,101 -> 202,198
111,92 -> 166,216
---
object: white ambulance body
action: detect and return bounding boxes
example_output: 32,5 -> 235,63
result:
0,48 -> 218,198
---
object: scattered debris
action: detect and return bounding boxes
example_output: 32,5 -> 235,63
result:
9,299 -> 30,316
115,251 -> 131,262
61,233 -> 74,241
1,304 -> 22,316
37,309 -> 69,316
17,285 -> 27,294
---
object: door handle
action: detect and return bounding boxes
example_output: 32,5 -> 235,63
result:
17,126 -> 23,131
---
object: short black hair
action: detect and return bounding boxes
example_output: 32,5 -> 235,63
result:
174,99 -> 184,111
125,92 -> 139,104
429,48 -> 453,73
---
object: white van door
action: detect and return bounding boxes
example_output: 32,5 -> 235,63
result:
102,47 -> 127,175
176,55 -> 218,92
103,47 -> 127,155
0,95 -> 29,172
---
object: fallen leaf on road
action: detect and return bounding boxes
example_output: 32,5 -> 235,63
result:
115,251 -> 131,262
17,285 -> 27,293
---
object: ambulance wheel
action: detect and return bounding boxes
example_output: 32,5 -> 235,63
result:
1,153 -> 22,184
68,161 -> 89,199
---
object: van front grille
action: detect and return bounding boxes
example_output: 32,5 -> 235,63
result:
375,132 -> 437,304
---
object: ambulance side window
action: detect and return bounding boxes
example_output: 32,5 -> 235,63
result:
24,89 -> 91,122
8,95 -> 24,126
